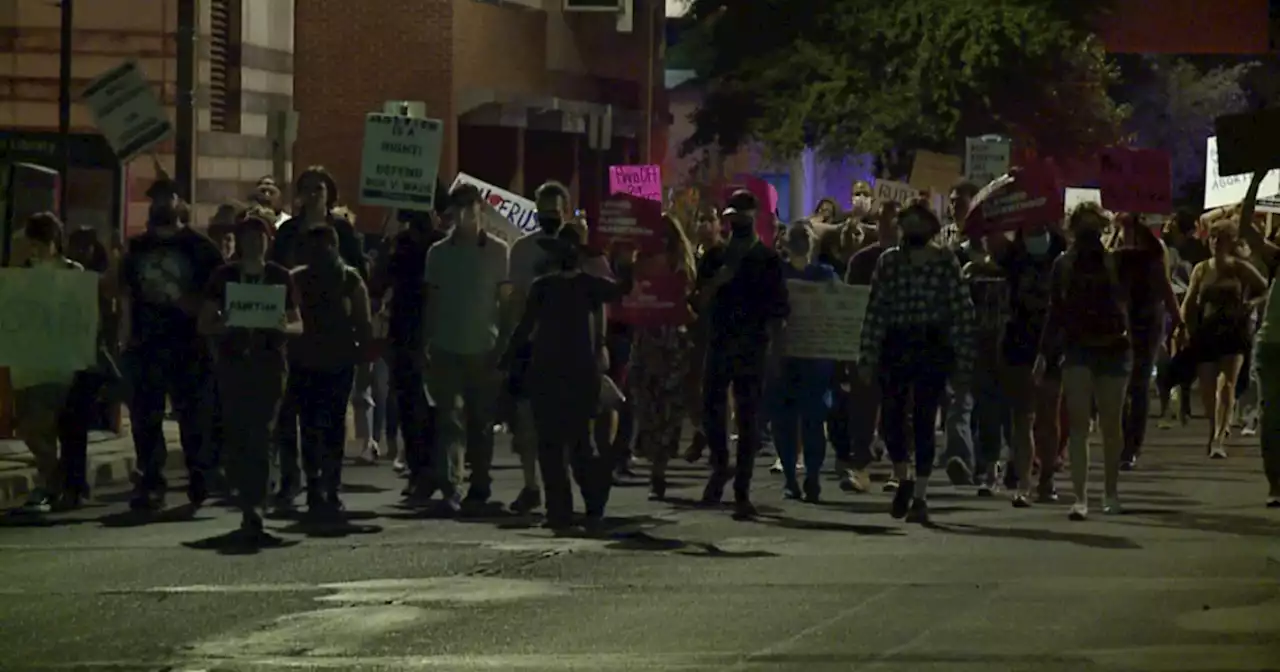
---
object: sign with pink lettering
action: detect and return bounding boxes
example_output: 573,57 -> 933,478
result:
608,164 -> 663,202
612,269 -> 692,327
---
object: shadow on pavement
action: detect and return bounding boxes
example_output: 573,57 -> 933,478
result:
182,529 -> 301,555
604,530 -> 780,558
927,522 -> 1142,549
97,503 -> 213,528
754,513 -> 903,536
276,510 -> 384,538
338,483 -> 391,494
1119,510 -> 1280,538
0,512 -> 97,528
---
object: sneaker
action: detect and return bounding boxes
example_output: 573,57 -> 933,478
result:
870,438 -> 886,462
1242,423 -> 1258,438
355,440 -> 380,464
769,458 -> 784,474
782,479 -> 802,500
890,480 -> 915,519
463,486 -> 491,507
802,477 -> 821,504
1011,493 -> 1031,508
1068,502 -> 1088,521
1157,418 -> 1174,430
1036,482 -> 1059,503
1266,497 -> 1280,509
977,482 -> 995,497
273,482 -> 301,511
841,467 -> 870,493
1209,446 -> 1228,460
392,457 -> 409,476
683,432 -> 707,463
13,489 -> 53,515
882,477 -> 900,493
733,498 -> 758,520
1119,457 -> 1137,472
509,487 -> 542,514
700,469 -> 731,506
434,493 -> 462,517
240,509 -> 265,534
945,457 -> 973,487
186,471 -> 209,508
128,485 -> 165,512
305,488 -> 327,516
905,499 -> 929,524
1102,496 -> 1123,515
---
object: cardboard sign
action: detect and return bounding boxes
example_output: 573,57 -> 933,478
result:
965,160 -> 1064,236
589,193 -> 664,254
224,282 -> 286,329
359,114 -> 444,211
1259,197 -> 1280,214
782,281 -> 870,361
1204,136 -> 1280,210
609,165 -> 662,202
909,151 -> 963,195
1213,109 -> 1280,177
964,136 -> 1012,188
81,60 -> 173,161
0,268 -> 99,384
1064,187 -> 1102,214
873,179 -> 918,207
612,269 -> 690,327
451,173 -> 540,238
1098,147 -> 1172,214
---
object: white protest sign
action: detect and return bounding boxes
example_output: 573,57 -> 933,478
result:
965,136 -> 1012,188
782,280 -> 870,361
1204,136 -> 1280,210
81,60 -> 173,161
224,282 -> 286,329
873,179 -> 918,207
451,173 -> 540,240
359,114 -> 444,211
1064,187 -> 1102,214
0,268 -> 99,383
1259,197 -> 1280,214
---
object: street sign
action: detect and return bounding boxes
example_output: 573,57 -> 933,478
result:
81,60 -> 173,161
358,113 -> 444,211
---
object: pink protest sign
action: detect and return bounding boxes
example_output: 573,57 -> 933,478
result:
1099,147 -> 1173,214
588,193 -> 665,254
608,165 -> 663,202
612,269 -> 692,327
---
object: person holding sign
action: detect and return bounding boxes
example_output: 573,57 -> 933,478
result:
859,203 -> 976,524
199,209 -> 302,539
769,222 -> 839,503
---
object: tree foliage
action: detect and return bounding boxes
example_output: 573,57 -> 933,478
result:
681,0 -> 1130,167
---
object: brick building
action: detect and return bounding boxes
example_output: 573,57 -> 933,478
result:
293,0 -> 666,231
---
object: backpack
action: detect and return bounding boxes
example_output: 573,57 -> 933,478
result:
1058,249 -> 1129,348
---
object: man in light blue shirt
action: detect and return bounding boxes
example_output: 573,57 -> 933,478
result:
424,183 -> 511,513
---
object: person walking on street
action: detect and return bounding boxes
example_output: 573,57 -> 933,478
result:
288,226 -> 374,518
199,209 -> 302,537
423,184 -> 511,515
119,180 -> 225,512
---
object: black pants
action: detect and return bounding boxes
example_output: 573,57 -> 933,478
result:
534,420 -> 612,523
702,348 -> 765,498
1122,335 -> 1161,462
123,342 -> 211,491
56,370 -> 108,496
289,366 -> 356,496
878,330 -> 952,478
388,347 -> 436,483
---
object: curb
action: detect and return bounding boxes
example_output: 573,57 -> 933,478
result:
0,448 -> 141,508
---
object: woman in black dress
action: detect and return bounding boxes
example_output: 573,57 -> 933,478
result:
501,227 -> 634,530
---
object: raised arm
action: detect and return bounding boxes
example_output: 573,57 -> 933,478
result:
1238,170 -> 1279,269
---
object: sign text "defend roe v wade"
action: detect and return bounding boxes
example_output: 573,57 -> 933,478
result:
359,113 -> 445,211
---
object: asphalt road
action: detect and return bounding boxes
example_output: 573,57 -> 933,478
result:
1,421 -> 1278,672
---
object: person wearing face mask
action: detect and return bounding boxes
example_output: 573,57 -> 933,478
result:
693,190 -> 790,519
997,214 -> 1068,504
848,181 -> 875,227
504,180 -> 574,515
118,179 -> 226,512
767,222 -> 838,502
859,203 -> 976,524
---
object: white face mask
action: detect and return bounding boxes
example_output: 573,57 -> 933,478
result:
850,196 -> 873,218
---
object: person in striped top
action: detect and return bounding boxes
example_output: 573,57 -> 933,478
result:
858,202 -> 976,524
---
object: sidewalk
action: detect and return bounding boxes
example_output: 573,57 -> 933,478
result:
0,420 -> 180,507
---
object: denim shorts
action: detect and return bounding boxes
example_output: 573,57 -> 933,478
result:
1061,346 -> 1133,378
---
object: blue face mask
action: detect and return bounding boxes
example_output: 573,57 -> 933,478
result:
1024,232 -> 1051,256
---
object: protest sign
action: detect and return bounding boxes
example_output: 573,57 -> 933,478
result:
451,173 -> 540,239
1213,109 -> 1280,177
873,179 -> 918,207
609,165 -> 662,202
81,60 -> 172,161
720,175 -> 778,248
909,151 -> 963,195
0,268 -> 99,382
964,136 -> 1012,188
1098,147 -> 1172,214
782,280 -> 870,361
224,282 -> 286,329
612,270 -> 690,327
965,160 -> 1063,236
359,114 -> 444,211
1259,197 -> 1280,214
1204,136 -> 1280,210
1064,187 -> 1102,214
590,193 -> 664,254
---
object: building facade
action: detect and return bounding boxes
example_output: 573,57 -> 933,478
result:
293,0 -> 666,231
0,0 -> 296,238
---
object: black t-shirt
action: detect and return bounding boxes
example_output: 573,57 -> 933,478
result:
269,213 -> 368,278
696,240 -> 789,352
121,228 -> 225,348
383,228 -> 445,349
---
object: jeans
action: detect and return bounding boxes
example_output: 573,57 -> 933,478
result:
1253,342 -> 1280,491
844,369 -> 881,471
351,362 -> 376,441
536,431 -> 605,523
768,372 -> 829,483
942,381 -> 974,470
702,347 -> 765,498
122,341 -> 212,491
388,347 -> 435,483
426,348 -> 498,498
827,379 -> 853,464
1122,336 -> 1161,462
292,366 -> 356,496
216,352 -> 287,514
877,330 -> 951,478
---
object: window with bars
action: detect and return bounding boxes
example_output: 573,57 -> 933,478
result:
209,0 -> 242,132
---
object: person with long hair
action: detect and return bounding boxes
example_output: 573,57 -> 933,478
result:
1181,217 -> 1267,458
1035,203 -> 1130,520
630,214 -> 697,500
682,207 -> 723,463
812,198 -> 841,226
859,202 -> 975,523
1110,213 -> 1184,470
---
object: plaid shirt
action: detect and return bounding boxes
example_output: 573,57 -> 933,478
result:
859,246 -> 976,376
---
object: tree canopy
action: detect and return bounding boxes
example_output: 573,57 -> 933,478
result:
679,0 -> 1130,168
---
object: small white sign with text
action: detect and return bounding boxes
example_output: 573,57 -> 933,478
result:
225,282 -> 286,330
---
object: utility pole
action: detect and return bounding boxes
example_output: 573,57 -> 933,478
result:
641,0 -> 655,165
57,0 -> 73,218
174,0 -> 197,202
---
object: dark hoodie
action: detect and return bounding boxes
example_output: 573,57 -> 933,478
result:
268,181 -> 367,278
